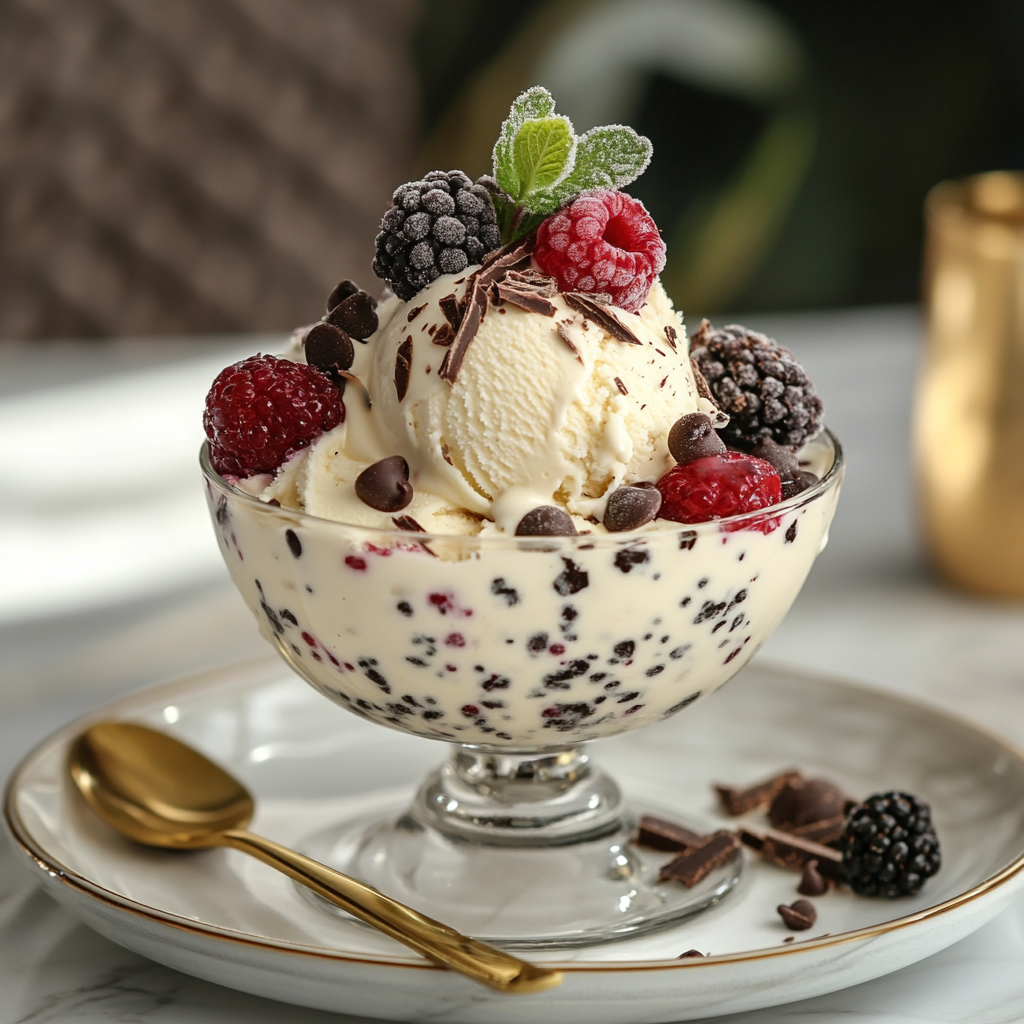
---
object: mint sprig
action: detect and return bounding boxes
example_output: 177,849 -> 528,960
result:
491,87 -> 653,244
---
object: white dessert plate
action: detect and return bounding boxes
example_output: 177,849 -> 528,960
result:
6,657 -> 1024,1023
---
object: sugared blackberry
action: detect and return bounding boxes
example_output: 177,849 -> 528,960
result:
372,170 -> 502,300
689,320 -> 823,450
840,792 -> 941,898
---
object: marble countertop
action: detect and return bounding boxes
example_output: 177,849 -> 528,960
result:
3,307 -> 1023,1023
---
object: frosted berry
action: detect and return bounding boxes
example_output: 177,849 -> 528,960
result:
204,355 -> 343,478
534,190 -> 666,312
656,452 -> 781,525
373,170 -> 502,300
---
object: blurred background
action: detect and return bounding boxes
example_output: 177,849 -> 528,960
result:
3,0 -> 1024,339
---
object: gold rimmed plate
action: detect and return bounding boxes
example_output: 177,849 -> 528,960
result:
6,657 -> 1024,1022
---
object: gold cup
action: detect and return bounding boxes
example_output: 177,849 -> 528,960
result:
916,172 -> 1024,598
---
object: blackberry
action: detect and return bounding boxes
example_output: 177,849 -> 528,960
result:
689,320 -> 823,450
372,170 -> 503,300
840,792 -> 941,898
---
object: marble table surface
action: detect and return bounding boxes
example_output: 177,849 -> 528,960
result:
2,307 -> 1023,1023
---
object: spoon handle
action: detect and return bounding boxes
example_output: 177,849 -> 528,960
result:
218,828 -> 562,994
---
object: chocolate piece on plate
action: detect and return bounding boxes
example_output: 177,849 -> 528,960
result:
635,815 -> 707,853
777,899 -> 817,931
798,859 -> 829,897
739,826 -> 843,883
659,830 -> 740,887
768,777 -> 847,830
786,814 -> 847,846
714,769 -> 803,816
677,949 -> 705,959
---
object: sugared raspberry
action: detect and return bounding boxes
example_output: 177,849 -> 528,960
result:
204,354 -> 343,478
533,190 -> 666,312
656,452 -> 781,525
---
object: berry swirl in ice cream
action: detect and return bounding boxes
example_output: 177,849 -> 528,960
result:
201,87 -> 842,747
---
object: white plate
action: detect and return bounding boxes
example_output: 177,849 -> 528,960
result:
5,657 -> 1024,1023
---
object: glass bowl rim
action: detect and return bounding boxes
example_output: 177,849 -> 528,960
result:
200,427 -> 843,548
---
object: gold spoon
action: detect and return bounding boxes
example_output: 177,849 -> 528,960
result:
68,720 -> 562,995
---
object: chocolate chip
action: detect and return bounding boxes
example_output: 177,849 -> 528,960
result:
515,506 -> 577,536
739,826 -> 843,881
636,816 -> 707,853
798,859 -> 829,897
659,830 -> 740,887
304,322 -> 354,379
785,520 -> 798,543
668,412 -> 727,464
395,337 -> 413,400
777,899 -> 816,930
355,456 -> 413,512
781,471 -> 818,500
750,437 -> 799,480
604,485 -> 662,532
327,291 -> 379,340
285,529 -> 302,558
714,770 -> 803,816
326,279 -> 360,312
677,949 -> 705,959
769,778 -> 846,830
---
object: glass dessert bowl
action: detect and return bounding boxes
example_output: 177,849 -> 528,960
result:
201,429 -> 843,948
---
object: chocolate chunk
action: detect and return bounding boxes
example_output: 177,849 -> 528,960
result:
659,830 -> 740,887
750,438 -> 799,481
497,282 -> 556,316
714,770 -> 803,816
326,279 -> 360,312
739,826 -> 843,882
355,456 -> 413,512
515,506 -> 577,537
327,290 -> 378,340
556,323 -> 582,361
787,814 -> 847,846
663,325 -> 678,351
604,485 -> 662,532
798,859 -> 829,896
438,293 -> 462,331
781,471 -> 818,500
614,376 -> 628,395
564,293 -> 642,345
407,303 -> 427,322
395,337 -> 413,400
777,899 -> 816,931
769,778 -> 847,830
285,529 -> 302,558
690,357 -> 717,406
438,277 -> 486,382
392,515 -> 425,532
636,815 -> 706,853
503,269 -> 557,297
677,950 -> 705,959
553,557 -> 589,595
668,413 -> 727,464
304,322 -> 354,379
432,323 -> 454,347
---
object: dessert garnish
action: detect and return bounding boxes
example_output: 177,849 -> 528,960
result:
840,792 -> 941,897
798,859 -> 829,896
689,320 -> 823,450
768,777 -> 847,830
714,769 -> 803,815
515,506 -> 577,537
677,949 -> 706,959
658,830 -> 741,887
656,452 -> 782,525
636,814 -> 707,853
739,825 -> 844,882
603,484 -> 662,532
325,287 -> 378,340
204,354 -> 343,478
668,412 -> 728,464
304,322 -> 354,384
355,456 -> 413,512
777,899 -> 817,931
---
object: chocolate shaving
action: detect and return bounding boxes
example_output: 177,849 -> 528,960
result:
438,276 -> 487,382
659,830 -> 740,887
503,268 -> 557,296
556,323 -> 582,361
664,325 -> 678,351
497,283 -> 556,317
336,370 -> 371,409
432,322 -> 454,347
407,304 -> 427,322
636,815 -> 707,853
691,357 -> 718,407
739,826 -> 843,883
395,337 -> 413,401
614,376 -> 628,396
392,515 -> 425,532
439,294 -> 462,331
714,770 -> 803,816
564,293 -> 642,345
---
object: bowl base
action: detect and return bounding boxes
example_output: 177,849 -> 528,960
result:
294,801 -> 741,949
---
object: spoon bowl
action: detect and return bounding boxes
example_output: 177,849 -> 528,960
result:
67,720 -> 562,994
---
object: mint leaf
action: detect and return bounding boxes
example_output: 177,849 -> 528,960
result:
493,86 -> 559,199
512,117 -> 574,198
531,125 -> 653,211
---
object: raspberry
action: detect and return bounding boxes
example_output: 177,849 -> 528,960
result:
656,453 -> 781,525
204,354 -> 343,478
533,190 -> 666,312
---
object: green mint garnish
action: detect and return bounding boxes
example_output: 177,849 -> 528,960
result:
491,87 -> 653,244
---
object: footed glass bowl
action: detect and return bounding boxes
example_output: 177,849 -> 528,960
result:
202,430 -> 842,948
